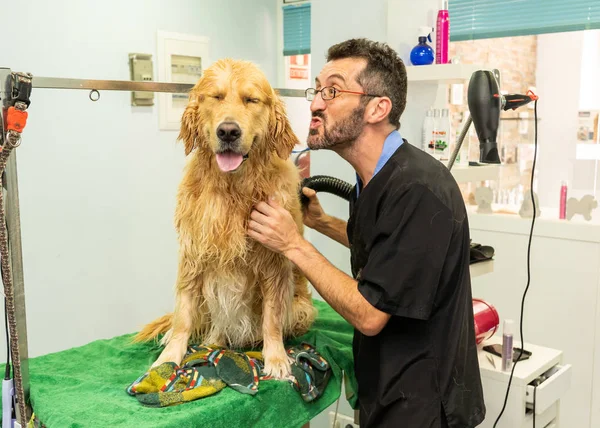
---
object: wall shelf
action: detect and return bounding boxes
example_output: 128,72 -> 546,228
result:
406,63 -> 488,84
470,260 -> 494,278
451,164 -> 500,183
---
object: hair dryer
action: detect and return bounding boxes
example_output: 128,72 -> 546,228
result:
447,69 -> 538,170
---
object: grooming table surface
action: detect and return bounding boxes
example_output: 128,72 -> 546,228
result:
3,300 -> 356,428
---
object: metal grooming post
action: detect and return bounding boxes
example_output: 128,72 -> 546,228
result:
0,70 -> 304,426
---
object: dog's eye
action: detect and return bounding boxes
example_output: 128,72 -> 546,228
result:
245,97 -> 260,104
212,95 -> 224,101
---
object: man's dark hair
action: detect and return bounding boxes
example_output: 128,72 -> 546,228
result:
327,38 -> 407,129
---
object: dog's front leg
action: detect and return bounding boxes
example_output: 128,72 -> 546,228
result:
151,286 -> 199,368
261,260 -> 294,379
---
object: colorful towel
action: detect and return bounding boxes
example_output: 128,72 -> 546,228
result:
126,342 -> 331,407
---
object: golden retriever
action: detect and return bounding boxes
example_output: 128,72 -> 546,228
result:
134,58 -> 316,379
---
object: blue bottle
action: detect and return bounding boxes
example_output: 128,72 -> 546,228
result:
410,27 -> 435,66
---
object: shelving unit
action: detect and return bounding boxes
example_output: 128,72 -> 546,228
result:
406,63 -> 488,84
451,164 -> 500,183
470,260 -> 494,278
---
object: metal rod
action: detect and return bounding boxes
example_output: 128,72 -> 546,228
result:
0,67 -> 31,426
31,76 -> 306,97
4,151 -> 31,424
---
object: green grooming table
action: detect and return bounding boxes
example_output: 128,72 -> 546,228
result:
2,300 -> 357,428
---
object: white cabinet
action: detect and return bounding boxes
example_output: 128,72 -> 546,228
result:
478,335 -> 572,427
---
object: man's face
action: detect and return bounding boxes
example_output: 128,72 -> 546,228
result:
307,58 -> 368,150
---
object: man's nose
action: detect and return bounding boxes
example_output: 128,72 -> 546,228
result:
310,92 -> 326,112
217,122 -> 241,143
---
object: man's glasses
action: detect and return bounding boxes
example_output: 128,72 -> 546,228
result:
305,86 -> 381,101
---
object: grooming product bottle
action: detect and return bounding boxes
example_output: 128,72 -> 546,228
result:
439,108 -> 451,161
422,108 -> 435,152
559,181 -> 568,219
411,27 -> 435,66
435,0 -> 450,64
431,109 -> 441,158
502,319 -> 514,372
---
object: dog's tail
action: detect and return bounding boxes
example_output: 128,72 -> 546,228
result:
133,313 -> 173,343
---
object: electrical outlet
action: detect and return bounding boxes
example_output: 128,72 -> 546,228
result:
128,53 -> 154,106
328,411 -> 359,428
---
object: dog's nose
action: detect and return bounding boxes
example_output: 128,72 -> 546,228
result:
217,122 -> 241,143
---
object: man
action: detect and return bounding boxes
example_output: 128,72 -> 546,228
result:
247,38 -> 485,428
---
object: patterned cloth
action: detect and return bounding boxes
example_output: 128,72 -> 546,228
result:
126,342 -> 331,407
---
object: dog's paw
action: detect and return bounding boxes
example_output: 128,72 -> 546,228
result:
151,342 -> 187,369
263,351 -> 293,380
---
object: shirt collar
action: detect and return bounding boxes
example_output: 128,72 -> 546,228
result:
356,130 -> 404,196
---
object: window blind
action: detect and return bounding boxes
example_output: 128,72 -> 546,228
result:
449,0 -> 600,41
283,3 -> 311,56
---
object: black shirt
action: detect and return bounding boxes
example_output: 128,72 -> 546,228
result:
347,141 -> 486,428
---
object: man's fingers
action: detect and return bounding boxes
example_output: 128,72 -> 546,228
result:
302,187 -> 317,200
254,201 -> 277,216
248,219 -> 266,234
250,209 -> 271,226
247,228 -> 264,243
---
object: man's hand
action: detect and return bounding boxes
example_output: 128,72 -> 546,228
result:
301,187 -> 326,229
248,197 -> 304,256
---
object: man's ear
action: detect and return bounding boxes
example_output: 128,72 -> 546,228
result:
177,94 -> 204,156
269,94 -> 299,159
366,96 -> 393,125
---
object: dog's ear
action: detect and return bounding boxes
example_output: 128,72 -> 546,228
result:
177,95 -> 202,156
270,94 -> 299,159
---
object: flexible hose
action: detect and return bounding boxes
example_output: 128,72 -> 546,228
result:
446,115 -> 473,171
299,175 -> 353,205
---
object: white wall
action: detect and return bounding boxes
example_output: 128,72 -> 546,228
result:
1,0 -> 278,359
579,30 -> 600,112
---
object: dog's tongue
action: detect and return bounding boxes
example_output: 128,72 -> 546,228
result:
216,151 -> 244,172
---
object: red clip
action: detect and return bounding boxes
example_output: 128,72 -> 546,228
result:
6,106 -> 28,133
527,89 -> 539,100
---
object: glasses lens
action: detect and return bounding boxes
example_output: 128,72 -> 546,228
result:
305,89 -> 315,101
322,87 -> 336,100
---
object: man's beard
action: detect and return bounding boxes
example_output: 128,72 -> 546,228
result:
307,104 -> 365,150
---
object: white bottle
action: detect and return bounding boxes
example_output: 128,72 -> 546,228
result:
439,108 -> 451,161
422,109 -> 435,153
431,109 -> 441,158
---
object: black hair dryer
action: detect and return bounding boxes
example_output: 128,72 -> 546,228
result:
467,70 -> 502,164
467,69 -> 539,164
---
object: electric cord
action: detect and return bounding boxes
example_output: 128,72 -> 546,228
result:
492,98 -> 538,427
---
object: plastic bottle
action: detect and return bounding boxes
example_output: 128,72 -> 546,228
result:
502,320 -> 514,372
422,108 -> 435,153
559,181 -> 568,219
431,109 -> 441,158
438,108 -> 451,161
436,0 -> 450,64
410,27 -> 435,66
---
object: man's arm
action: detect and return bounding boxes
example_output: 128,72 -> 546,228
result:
313,215 -> 349,248
285,240 -> 390,336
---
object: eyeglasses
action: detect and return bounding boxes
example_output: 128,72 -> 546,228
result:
305,86 -> 381,101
